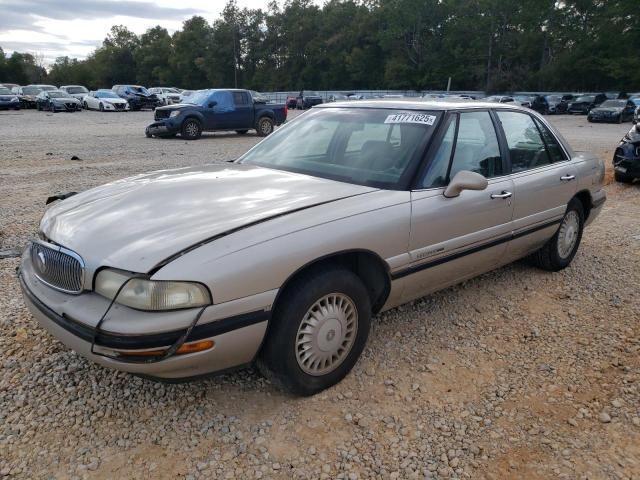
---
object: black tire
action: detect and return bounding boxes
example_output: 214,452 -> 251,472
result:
83,102 -> 88,110
181,118 -> 202,140
529,198 -> 584,272
617,114 -> 623,124
614,171 -> 634,183
256,117 -> 274,136
37,103 -> 41,111
257,267 -> 372,396
236,129 -> 249,135
49,103 -> 55,113
99,102 -> 104,112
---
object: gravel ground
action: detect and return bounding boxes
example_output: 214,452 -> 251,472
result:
0,109 -> 639,479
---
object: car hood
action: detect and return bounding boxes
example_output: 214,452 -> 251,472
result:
51,97 -> 79,103
41,164 -> 376,274
102,98 -> 127,104
623,126 -> 640,143
157,103 -> 200,111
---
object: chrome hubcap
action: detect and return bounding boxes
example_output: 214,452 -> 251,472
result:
261,120 -> 272,134
558,210 -> 580,259
295,293 -> 358,376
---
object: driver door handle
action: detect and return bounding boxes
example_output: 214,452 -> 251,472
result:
560,174 -> 576,182
490,191 -> 513,199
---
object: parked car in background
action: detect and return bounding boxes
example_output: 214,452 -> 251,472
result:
613,124 -> 640,183
59,85 -> 89,101
327,93 -> 349,102
567,94 -> 607,114
0,86 -> 21,110
36,90 -> 82,112
513,95 -> 535,108
149,87 -> 182,106
83,89 -> 130,111
146,89 -> 287,139
179,90 -> 195,103
19,100 -> 606,395
112,85 -> 160,111
0,83 -> 20,90
286,95 -> 298,109
296,90 -> 323,109
532,95 -> 568,114
484,95 -> 518,105
630,98 -> 640,123
13,86 -> 42,108
587,99 -> 636,123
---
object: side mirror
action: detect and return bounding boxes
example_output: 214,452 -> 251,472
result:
208,101 -> 217,108
443,171 -> 488,198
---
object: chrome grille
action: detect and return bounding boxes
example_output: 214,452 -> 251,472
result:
30,241 -> 84,294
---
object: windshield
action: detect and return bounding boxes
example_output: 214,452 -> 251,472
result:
184,90 -> 209,105
40,86 -> 56,91
600,100 -> 625,108
128,86 -> 149,94
240,108 -> 440,189
0,88 -> 12,95
66,86 -> 87,94
48,92 -> 67,98
305,91 -> 320,96
96,91 -> 119,99
23,87 -> 41,95
576,96 -> 595,102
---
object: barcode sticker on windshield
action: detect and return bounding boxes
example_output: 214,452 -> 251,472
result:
384,113 -> 436,125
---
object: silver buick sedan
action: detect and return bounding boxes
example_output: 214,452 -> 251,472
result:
19,100 -> 606,395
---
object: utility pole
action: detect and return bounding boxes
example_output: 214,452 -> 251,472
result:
233,22 -> 238,88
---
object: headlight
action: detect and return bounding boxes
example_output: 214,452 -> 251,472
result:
95,269 -> 211,311
169,110 -> 181,118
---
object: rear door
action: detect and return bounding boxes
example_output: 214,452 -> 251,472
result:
495,110 -> 577,259
401,110 -> 515,303
230,91 -> 253,129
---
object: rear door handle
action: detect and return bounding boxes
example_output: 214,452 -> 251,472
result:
560,175 -> 576,182
490,191 -> 513,199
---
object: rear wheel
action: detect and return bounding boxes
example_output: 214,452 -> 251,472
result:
530,198 -> 584,272
257,267 -> 371,396
83,101 -> 88,110
256,117 -> 274,136
181,118 -> 202,140
99,102 -> 104,112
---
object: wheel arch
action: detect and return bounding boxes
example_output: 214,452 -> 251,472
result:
272,249 -> 391,317
573,190 -> 592,221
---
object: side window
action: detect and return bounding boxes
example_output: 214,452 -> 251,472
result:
533,118 -> 567,163
496,111 -> 550,172
212,91 -> 235,112
449,111 -> 502,180
233,91 -> 248,105
420,115 -> 457,188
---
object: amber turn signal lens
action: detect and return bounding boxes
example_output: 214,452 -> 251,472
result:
117,340 -> 214,358
176,340 -> 214,355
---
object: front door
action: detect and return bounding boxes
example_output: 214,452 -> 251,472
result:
400,111 -> 515,303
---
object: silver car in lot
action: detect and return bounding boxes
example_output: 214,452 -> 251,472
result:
19,100 -> 606,395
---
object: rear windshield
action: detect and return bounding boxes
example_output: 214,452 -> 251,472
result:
240,108 -> 440,189
66,86 -> 87,94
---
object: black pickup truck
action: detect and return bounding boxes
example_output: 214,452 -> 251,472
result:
146,89 -> 287,139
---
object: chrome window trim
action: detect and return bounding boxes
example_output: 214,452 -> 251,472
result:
31,239 -> 86,295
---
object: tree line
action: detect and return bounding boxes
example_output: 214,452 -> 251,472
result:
1,0 -> 639,93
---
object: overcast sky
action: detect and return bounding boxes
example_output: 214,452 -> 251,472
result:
0,0 -> 293,64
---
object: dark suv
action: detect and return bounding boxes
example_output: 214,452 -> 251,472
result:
112,85 -> 160,111
568,94 -> 608,114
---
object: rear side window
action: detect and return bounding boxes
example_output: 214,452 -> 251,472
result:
233,92 -> 249,105
496,111 -> 550,172
533,118 -> 567,163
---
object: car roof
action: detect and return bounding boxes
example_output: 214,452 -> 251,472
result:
316,99 -> 532,112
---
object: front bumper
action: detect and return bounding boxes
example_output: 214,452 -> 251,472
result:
146,119 -> 182,136
613,144 -> 640,178
0,99 -> 20,109
588,113 -> 620,123
52,102 -> 81,112
19,247 -> 271,379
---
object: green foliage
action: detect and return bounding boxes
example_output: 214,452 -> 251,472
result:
1,0 -> 639,91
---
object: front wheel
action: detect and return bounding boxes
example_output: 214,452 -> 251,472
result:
256,117 -> 274,136
257,267 -> 371,396
83,102 -> 88,110
49,103 -> 55,113
529,199 -> 584,271
181,118 -> 202,140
